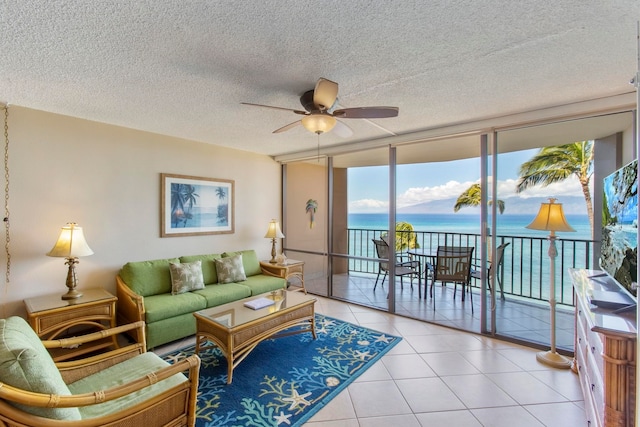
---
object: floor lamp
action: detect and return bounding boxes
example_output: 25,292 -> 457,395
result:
526,198 -> 575,369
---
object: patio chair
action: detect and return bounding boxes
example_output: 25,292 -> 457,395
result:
0,316 -> 200,427
430,246 -> 474,306
471,242 -> 510,300
372,238 -> 422,295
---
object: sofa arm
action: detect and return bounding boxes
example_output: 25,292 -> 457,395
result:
116,275 -> 146,332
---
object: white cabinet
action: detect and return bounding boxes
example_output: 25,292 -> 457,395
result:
570,269 -> 636,427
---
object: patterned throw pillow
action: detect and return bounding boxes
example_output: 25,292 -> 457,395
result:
169,260 -> 205,295
215,254 -> 247,283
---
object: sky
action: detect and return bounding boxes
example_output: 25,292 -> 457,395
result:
348,148 -> 591,213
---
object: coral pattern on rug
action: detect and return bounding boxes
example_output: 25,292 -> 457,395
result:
161,314 -> 401,427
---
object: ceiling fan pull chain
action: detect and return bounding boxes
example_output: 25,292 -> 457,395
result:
2,105 -> 10,296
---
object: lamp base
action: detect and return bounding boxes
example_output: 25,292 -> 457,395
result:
536,350 -> 572,369
61,289 -> 83,300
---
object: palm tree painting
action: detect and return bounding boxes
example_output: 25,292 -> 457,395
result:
453,183 -> 505,214
171,183 -> 199,227
516,141 -> 594,230
163,174 -> 234,236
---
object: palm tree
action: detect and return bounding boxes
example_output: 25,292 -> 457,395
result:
516,141 -> 594,230
453,183 -> 505,214
381,221 -> 420,251
170,184 -> 199,227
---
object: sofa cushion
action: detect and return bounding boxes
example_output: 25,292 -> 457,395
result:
120,258 -> 180,297
144,292 -> 207,323
241,274 -> 287,295
223,250 -> 261,277
68,352 -> 187,420
0,317 -> 81,420
215,254 -> 246,283
179,253 -> 222,284
192,283 -> 252,307
170,260 -> 205,295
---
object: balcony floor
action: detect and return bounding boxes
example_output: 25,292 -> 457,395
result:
306,272 -> 575,353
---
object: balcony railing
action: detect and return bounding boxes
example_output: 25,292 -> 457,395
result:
347,228 -> 595,307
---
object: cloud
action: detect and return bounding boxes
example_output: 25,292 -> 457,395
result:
350,176 -> 594,213
349,198 -> 389,212
396,180 -> 476,207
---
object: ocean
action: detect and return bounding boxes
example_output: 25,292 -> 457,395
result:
348,213 -> 592,240
347,213 -> 593,304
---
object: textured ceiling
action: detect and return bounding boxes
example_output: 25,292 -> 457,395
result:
0,1 -> 638,158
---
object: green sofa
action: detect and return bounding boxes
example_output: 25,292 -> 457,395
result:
116,249 -> 286,348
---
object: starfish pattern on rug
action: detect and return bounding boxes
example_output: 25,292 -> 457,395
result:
274,411 -> 292,425
282,388 -> 313,411
160,314 -> 401,427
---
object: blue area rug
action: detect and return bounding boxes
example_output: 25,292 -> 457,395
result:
161,314 -> 401,427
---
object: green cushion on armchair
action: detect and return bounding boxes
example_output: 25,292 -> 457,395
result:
0,317 -> 81,420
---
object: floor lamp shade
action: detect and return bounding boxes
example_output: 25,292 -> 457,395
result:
526,198 -> 575,368
264,220 -> 284,264
47,223 -> 93,300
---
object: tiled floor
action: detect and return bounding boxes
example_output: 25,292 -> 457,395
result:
156,295 -> 587,426
311,273 -> 575,352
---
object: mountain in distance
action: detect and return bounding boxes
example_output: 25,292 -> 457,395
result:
398,195 -> 588,216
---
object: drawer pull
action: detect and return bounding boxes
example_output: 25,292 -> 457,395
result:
591,383 -> 595,391
578,337 -> 582,343
591,346 -> 595,354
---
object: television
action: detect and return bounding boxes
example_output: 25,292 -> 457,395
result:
600,159 -> 638,296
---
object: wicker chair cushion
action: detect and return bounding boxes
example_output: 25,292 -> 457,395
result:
215,254 -> 247,283
179,253 -> 223,284
222,250 -> 261,277
170,260 -> 205,295
119,257 -> 180,297
0,317 -> 81,420
68,352 -> 187,420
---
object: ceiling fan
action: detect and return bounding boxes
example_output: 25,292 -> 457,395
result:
241,78 -> 399,137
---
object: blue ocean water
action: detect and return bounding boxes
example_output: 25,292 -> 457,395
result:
349,213 -> 592,240
348,213 -> 593,303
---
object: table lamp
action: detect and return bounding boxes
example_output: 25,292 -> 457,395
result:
47,222 -> 94,300
264,219 -> 284,264
526,198 -> 575,368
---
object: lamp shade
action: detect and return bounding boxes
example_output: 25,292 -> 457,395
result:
301,113 -> 336,134
47,223 -> 94,258
264,220 -> 285,239
526,198 -> 576,232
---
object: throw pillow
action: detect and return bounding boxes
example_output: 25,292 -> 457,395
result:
215,254 -> 246,283
169,260 -> 205,295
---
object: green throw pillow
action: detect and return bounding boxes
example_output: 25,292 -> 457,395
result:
169,260 -> 205,295
0,317 -> 81,420
215,254 -> 246,283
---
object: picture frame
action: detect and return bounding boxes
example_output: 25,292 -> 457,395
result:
161,173 -> 234,237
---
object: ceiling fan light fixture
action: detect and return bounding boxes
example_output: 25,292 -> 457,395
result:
302,114 -> 336,134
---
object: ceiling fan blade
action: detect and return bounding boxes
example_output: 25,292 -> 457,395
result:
333,120 -> 353,138
241,102 -> 307,115
313,78 -> 339,111
333,106 -> 399,119
273,120 -> 302,134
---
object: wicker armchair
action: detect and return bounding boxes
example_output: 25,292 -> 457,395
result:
0,317 -> 200,427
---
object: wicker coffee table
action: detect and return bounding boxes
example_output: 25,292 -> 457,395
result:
193,290 -> 317,383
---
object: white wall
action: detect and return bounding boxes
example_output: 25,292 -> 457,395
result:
0,106 -> 282,317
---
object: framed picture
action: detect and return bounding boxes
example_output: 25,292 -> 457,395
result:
161,173 -> 234,237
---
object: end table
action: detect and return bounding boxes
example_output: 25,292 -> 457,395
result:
260,260 -> 306,293
24,288 -> 118,361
